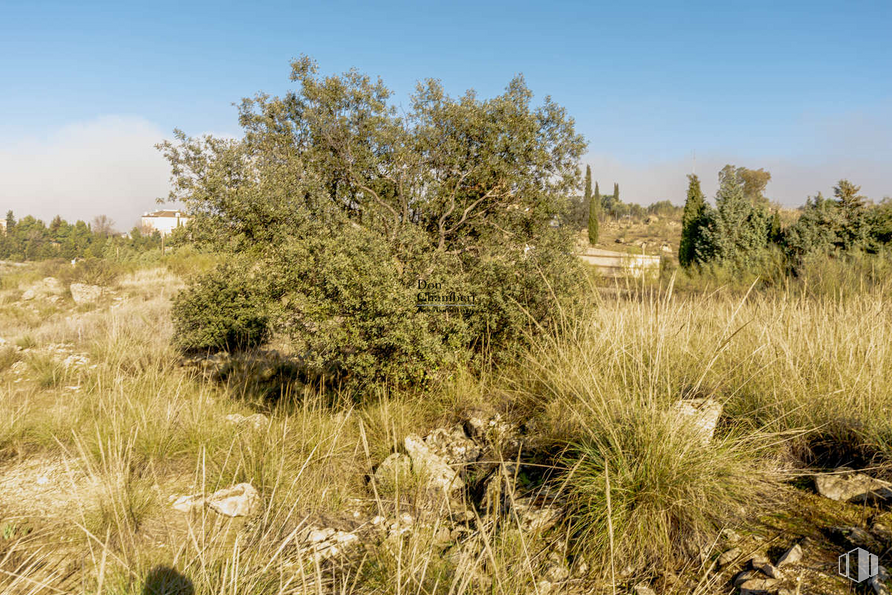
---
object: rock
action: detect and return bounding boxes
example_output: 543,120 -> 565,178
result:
22,289 -> 36,301
870,576 -> 890,595
464,410 -> 521,450
672,398 -> 723,445
718,547 -> 741,566
738,578 -> 778,595
721,527 -> 742,544
814,471 -> 892,502
170,493 -> 205,513
755,562 -> 783,579
827,525 -> 881,551
405,434 -> 463,493
299,525 -> 361,561
423,425 -> 481,465
776,543 -> 802,567
733,570 -> 759,587
513,496 -> 562,532
224,413 -> 269,431
373,453 -> 413,493
749,555 -> 769,569
206,483 -> 260,517
633,585 -> 657,595
873,522 -> 892,544
69,283 -> 103,305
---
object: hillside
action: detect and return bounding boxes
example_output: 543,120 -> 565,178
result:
1,260 -> 891,594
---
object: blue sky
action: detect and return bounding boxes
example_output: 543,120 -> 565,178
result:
1,0 -> 890,227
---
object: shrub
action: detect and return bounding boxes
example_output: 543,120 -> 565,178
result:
562,408 -> 759,570
160,58 -> 586,390
172,262 -> 271,353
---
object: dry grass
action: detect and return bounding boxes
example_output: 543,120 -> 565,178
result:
1,262 -> 890,593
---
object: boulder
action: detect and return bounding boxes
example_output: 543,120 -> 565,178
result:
69,283 -> 103,305
171,493 -> 205,513
718,547 -> 741,566
738,578 -> 778,595
224,413 -> 269,431
423,425 -> 481,465
513,496 -> 562,532
672,398 -> 723,445
405,434 -> 463,492
827,525 -> 881,551
776,543 -> 802,567
206,483 -> 260,517
814,471 -> 892,502
373,452 -> 413,494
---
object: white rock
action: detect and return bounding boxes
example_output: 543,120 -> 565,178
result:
739,578 -> 778,595
776,543 -> 802,567
814,471 -> 892,502
206,483 -> 260,517
224,413 -> 269,431
171,493 -> 205,513
374,452 -> 413,493
673,398 -> 723,445
70,283 -> 103,305
405,434 -> 463,492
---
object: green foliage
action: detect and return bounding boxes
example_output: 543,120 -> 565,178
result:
162,58 -> 586,390
678,174 -> 706,267
697,165 -> 772,270
172,262 -> 271,353
563,410 -> 758,570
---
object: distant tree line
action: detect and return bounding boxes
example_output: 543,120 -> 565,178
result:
565,176 -> 684,237
0,210 -> 163,261
678,167 -> 892,271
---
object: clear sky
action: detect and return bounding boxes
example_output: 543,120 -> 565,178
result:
1,0 -> 890,228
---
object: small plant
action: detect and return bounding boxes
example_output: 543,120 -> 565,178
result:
0,346 -> 20,373
25,353 -> 66,388
15,335 -> 36,349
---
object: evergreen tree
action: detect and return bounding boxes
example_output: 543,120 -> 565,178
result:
5,210 -> 14,233
584,165 -> 592,205
614,182 -> 620,205
834,179 -> 868,249
703,165 -> 771,269
678,174 -> 706,267
587,175 -> 599,245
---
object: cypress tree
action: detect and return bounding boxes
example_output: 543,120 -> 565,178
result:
588,175 -> 599,245
5,210 -> 15,233
614,183 -> 620,205
584,165 -> 592,205
679,174 -> 706,267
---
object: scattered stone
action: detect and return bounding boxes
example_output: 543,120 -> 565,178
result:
69,283 -> 103,305
633,585 -> 657,595
738,578 -> 778,595
373,452 -> 413,493
749,555 -> 770,569
718,547 -> 741,566
755,562 -> 783,579
672,398 -> 723,445
512,496 -> 562,532
405,434 -> 463,493
721,527 -> 742,543
206,483 -> 260,517
776,543 -> 802,567
224,413 -> 269,431
870,566 -> 890,595
873,522 -> 892,544
423,424 -> 481,465
733,570 -> 759,587
170,493 -> 205,513
814,470 -> 892,502
827,525 -> 881,551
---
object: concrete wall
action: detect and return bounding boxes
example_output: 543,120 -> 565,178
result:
577,248 -> 661,279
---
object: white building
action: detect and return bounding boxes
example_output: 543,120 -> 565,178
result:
140,210 -> 190,236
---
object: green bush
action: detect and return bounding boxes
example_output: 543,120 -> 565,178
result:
160,58 -> 586,391
172,262 -> 271,353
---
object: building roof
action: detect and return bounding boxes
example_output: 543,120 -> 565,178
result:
142,210 -> 188,218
